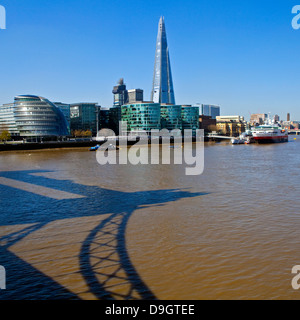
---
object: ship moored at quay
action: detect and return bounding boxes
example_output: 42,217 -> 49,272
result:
251,125 -> 289,143
231,125 -> 289,145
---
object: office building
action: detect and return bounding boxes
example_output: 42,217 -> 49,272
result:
160,104 -> 182,130
99,108 -> 110,128
151,17 -> 175,105
113,78 -> 128,106
250,113 -> 268,126
54,102 -> 71,134
112,79 -> 145,107
109,106 -> 122,133
273,114 -> 280,123
121,102 -> 161,134
70,103 -> 100,135
181,105 -> 200,132
120,103 -> 202,135
127,89 -> 144,104
200,104 -> 220,119
199,115 -> 217,133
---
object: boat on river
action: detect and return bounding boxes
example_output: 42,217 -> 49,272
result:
251,125 -> 288,143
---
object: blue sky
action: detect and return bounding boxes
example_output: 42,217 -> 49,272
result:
0,0 -> 300,120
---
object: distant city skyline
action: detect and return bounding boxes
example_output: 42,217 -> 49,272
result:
1,1 -> 300,121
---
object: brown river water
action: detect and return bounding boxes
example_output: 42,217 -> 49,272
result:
0,138 -> 300,300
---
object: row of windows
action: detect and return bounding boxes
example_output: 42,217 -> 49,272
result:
20,131 -> 62,135
16,102 -> 47,106
16,108 -> 53,112
15,99 -> 41,102
15,109 -> 53,116
18,125 -> 60,130
0,109 -> 14,113
0,117 -> 15,122
15,121 -> 58,125
15,114 -> 57,118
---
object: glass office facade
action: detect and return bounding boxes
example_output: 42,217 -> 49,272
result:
121,104 -> 200,134
200,104 -> 220,119
160,105 -> 182,130
181,105 -> 200,132
70,103 -> 100,135
14,95 -> 69,138
151,17 -> 175,105
54,102 -> 71,134
109,106 -> 121,133
121,103 -> 161,134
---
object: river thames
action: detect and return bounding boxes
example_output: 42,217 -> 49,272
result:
0,138 -> 300,300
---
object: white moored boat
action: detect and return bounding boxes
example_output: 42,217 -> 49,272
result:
251,125 -> 288,143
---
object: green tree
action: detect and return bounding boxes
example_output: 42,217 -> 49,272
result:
83,130 -> 92,137
73,130 -> 83,138
0,130 -> 11,142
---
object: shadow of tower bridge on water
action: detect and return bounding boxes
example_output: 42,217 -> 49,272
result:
0,170 -> 208,300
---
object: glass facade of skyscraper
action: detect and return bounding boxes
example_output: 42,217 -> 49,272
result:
121,103 -> 200,135
151,17 -> 175,105
181,106 -> 200,131
200,104 -> 220,119
121,103 -> 161,134
160,105 -> 182,130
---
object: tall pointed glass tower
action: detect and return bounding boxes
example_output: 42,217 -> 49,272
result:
151,17 -> 175,105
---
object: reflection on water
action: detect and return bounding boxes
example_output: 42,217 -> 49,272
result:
0,139 -> 300,300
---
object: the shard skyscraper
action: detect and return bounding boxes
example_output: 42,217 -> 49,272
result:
151,17 -> 176,105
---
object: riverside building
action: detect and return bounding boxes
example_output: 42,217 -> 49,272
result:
0,95 -> 69,141
216,115 -> 246,137
0,103 -> 19,138
70,103 -> 100,135
54,102 -> 71,134
121,103 -> 199,135
121,102 -> 161,135
181,105 -> 200,132
160,104 -> 182,131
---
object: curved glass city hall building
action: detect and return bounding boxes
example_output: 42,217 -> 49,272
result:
14,95 -> 69,138
0,103 -> 19,137
121,103 -> 161,134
